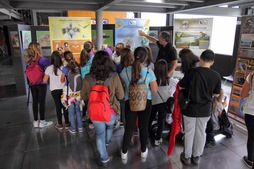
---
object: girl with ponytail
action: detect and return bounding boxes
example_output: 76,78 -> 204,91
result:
120,46 -> 158,160
61,51 -> 83,134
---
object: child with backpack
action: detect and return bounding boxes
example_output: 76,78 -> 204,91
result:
61,51 -> 83,134
120,46 -> 158,161
43,51 -> 70,130
149,59 -> 178,146
81,50 -> 124,167
25,42 -> 53,128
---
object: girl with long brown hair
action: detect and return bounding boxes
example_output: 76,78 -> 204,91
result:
120,46 -> 158,161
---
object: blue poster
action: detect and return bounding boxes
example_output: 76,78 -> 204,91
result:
115,18 -> 150,50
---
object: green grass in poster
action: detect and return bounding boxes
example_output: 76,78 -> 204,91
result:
92,30 -> 114,47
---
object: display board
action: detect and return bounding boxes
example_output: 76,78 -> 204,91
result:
174,18 -> 213,51
48,17 -> 91,62
115,18 -> 150,51
228,16 -> 254,124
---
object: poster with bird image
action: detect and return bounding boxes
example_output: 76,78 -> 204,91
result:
174,18 -> 213,50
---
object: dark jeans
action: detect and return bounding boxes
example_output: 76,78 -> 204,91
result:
82,101 -> 88,117
245,114 -> 254,162
120,98 -> 125,125
148,103 -> 167,140
30,84 -> 47,121
206,116 -> 215,142
122,100 -> 152,153
51,89 -> 69,125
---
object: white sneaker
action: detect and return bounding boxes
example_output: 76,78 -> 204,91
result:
78,128 -> 83,133
33,120 -> 39,128
39,120 -> 53,128
141,148 -> 148,158
154,138 -> 163,146
121,150 -> 128,160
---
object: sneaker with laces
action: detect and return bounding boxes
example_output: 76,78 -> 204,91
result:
141,148 -> 148,158
120,122 -> 124,128
121,150 -> 128,160
69,128 -> 77,134
180,152 -> 191,166
39,120 -> 53,128
33,120 -> 39,128
101,156 -> 113,168
54,123 -> 63,130
89,124 -> 94,129
154,138 -> 163,146
191,156 -> 200,165
133,131 -> 139,137
114,121 -> 120,128
78,128 -> 83,133
64,123 -> 70,130
243,156 -> 253,168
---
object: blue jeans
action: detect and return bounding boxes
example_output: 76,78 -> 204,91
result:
68,101 -> 83,130
92,113 -> 117,162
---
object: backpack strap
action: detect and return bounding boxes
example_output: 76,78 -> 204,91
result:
125,67 -> 149,83
144,68 -> 149,82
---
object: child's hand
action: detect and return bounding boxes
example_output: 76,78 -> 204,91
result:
222,99 -> 228,107
102,44 -> 108,49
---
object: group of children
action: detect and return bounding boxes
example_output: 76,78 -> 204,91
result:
26,41 -> 233,167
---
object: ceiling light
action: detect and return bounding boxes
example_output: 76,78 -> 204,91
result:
219,5 -> 228,8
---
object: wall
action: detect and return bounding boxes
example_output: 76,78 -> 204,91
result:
68,11 -> 126,24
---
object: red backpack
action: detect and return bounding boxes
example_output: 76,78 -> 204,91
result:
25,57 -> 44,85
86,73 -> 114,122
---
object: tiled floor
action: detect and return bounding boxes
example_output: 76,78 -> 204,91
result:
0,81 -> 250,169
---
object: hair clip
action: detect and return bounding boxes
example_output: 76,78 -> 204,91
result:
136,55 -> 140,59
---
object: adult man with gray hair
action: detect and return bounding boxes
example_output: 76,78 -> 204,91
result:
139,31 -> 177,77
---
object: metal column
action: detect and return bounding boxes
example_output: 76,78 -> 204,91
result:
96,10 -> 103,50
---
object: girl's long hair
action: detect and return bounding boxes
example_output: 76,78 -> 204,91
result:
154,59 -> 169,86
179,48 -> 199,74
51,51 -> 62,76
80,41 -> 94,67
131,46 -> 148,85
64,51 -> 79,73
143,45 -> 153,66
90,50 -> 116,81
25,42 -> 42,64
120,47 -> 134,71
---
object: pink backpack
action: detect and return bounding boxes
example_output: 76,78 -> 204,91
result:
25,57 -> 44,85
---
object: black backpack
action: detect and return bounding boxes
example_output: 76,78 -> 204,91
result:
219,109 -> 233,138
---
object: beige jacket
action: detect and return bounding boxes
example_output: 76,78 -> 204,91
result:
81,73 -> 124,114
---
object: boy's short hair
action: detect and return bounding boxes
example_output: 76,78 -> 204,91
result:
200,49 -> 215,62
